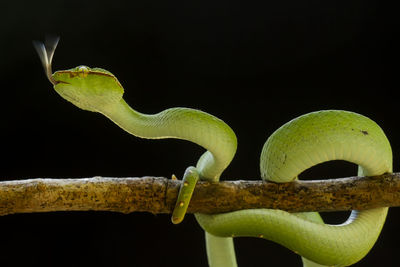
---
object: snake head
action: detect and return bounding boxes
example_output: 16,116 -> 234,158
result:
34,37 -> 124,113
51,66 -> 124,112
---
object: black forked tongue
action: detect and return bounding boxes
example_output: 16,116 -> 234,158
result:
33,36 -> 60,85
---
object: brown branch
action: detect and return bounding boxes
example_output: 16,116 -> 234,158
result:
0,173 -> 399,216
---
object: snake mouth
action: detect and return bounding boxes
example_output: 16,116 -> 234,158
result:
53,78 -> 70,85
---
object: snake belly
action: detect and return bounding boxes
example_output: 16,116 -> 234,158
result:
196,110 -> 392,266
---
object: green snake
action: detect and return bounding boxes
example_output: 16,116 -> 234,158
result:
34,38 -> 392,267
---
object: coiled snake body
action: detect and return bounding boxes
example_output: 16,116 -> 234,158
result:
35,38 -> 392,267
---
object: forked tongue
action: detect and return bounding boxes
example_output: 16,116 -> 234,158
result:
33,36 -> 60,85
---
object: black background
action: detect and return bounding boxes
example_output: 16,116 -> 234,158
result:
1,1 -> 399,266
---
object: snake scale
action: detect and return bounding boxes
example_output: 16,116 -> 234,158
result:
34,38 -> 392,267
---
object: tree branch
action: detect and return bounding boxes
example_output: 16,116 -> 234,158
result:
0,173 -> 399,216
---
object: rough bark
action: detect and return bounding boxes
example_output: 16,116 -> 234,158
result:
0,173 -> 399,216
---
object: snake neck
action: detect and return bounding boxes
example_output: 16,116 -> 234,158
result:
100,98 -> 237,181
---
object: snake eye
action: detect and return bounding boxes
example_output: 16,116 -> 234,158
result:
77,66 -> 89,78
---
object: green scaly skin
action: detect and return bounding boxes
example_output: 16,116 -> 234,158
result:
196,110 -> 392,266
34,39 -> 392,267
